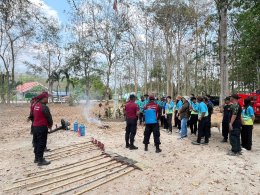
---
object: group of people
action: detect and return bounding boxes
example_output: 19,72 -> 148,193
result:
124,93 -> 255,155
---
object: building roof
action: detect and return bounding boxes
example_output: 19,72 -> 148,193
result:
16,82 -> 47,93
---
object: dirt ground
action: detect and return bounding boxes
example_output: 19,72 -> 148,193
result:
0,103 -> 260,195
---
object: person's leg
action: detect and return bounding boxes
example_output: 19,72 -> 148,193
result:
33,127 -> 39,162
241,125 -> 246,148
177,118 -> 181,130
230,129 -> 241,153
246,126 -> 253,150
174,111 -> 177,127
196,120 -> 203,143
143,125 -> 153,151
167,114 -> 173,132
153,123 -> 161,152
164,115 -> 168,129
129,119 -> 138,149
204,118 -> 210,143
181,118 -> 188,137
189,115 -> 195,134
125,120 -> 131,147
194,115 -> 198,135
222,122 -> 229,141
37,126 -> 49,163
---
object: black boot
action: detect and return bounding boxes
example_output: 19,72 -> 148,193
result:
126,143 -> 130,148
129,144 -> 138,150
145,144 -> 148,151
34,158 -> 38,163
38,158 -> 51,166
155,145 -> 162,153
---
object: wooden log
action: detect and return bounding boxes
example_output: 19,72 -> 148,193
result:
35,163 -> 124,194
75,167 -> 135,195
28,161 -> 120,191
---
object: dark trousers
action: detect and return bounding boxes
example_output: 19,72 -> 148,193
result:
174,111 -> 178,127
31,125 -> 36,147
230,129 -> 241,153
176,118 -> 181,130
208,116 -> 212,138
33,126 -> 48,160
241,125 -> 253,150
166,114 -> 173,132
139,113 -> 144,125
160,115 -> 165,127
143,123 -> 161,145
125,118 -> 137,145
222,122 -> 229,140
197,117 -> 210,143
189,114 -> 198,134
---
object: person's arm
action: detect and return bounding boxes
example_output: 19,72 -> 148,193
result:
136,105 -> 140,116
178,103 -> 187,114
42,104 -> 53,128
229,105 -> 238,130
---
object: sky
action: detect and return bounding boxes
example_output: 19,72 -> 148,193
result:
43,0 -> 70,24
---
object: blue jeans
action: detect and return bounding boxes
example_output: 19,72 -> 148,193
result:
180,118 -> 188,137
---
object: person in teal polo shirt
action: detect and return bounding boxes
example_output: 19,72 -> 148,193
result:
165,96 -> 174,134
189,97 -> 199,135
175,95 -> 182,132
136,96 -> 146,125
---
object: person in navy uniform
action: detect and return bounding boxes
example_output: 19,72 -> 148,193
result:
220,97 -> 232,142
33,92 -> 53,166
124,94 -> 139,150
143,95 -> 162,153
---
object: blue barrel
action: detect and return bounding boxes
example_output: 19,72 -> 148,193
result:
73,121 -> 78,132
80,124 -> 86,136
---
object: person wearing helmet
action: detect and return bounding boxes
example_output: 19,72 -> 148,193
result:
143,95 -> 162,153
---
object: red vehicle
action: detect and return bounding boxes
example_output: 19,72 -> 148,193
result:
238,91 -> 260,119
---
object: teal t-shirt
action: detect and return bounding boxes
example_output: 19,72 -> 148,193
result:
198,102 -> 208,118
242,106 -> 254,125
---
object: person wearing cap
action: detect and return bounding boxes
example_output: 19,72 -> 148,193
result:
241,98 -> 255,150
33,92 -> 53,166
220,97 -> 232,142
189,97 -> 199,135
124,94 -> 139,150
27,97 -> 39,148
143,95 -> 162,153
192,96 -> 210,145
228,94 -> 242,156
178,96 -> 190,139
165,96 -> 174,134
175,95 -> 182,132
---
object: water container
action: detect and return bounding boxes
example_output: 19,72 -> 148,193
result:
80,124 -> 86,136
73,120 -> 78,132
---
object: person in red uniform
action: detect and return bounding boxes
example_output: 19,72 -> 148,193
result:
143,95 -> 162,153
124,94 -> 139,150
33,92 -> 53,166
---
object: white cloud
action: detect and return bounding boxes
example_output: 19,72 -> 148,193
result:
29,0 -> 59,20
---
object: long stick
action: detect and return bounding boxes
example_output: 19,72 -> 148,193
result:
48,148 -> 99,161
24,154 -> 105,177
44,146 -> 96,160
5,160 -> 115,191
35,163 -> 124,195
28,161 -> 120,191
75,167 -> 135,195
54,165 -> 131,195
50,141 -> 91,152
44,143 -> 94,157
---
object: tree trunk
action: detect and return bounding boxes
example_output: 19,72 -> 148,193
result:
144,17 -> 148,94
176,35 -> 181,95
1,73 -> 5,104
217,0 -> 229,105
6,71 -> 10,104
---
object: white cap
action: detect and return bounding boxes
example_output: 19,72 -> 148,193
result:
183,96 -> 190,101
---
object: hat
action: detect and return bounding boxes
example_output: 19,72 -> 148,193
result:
230,94 -> 240,100
183,96 -> 189,101
149,95 -> 155,100
36,92 -> 49,100
225,97 -> 230,101
129,94 -> 136,100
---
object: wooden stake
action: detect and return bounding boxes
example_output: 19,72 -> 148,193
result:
35,163 -> 124,195
75,167 -> 135,195
28,161 -> 120,191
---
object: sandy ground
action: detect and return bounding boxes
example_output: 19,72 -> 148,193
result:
0,103 -> 260,195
